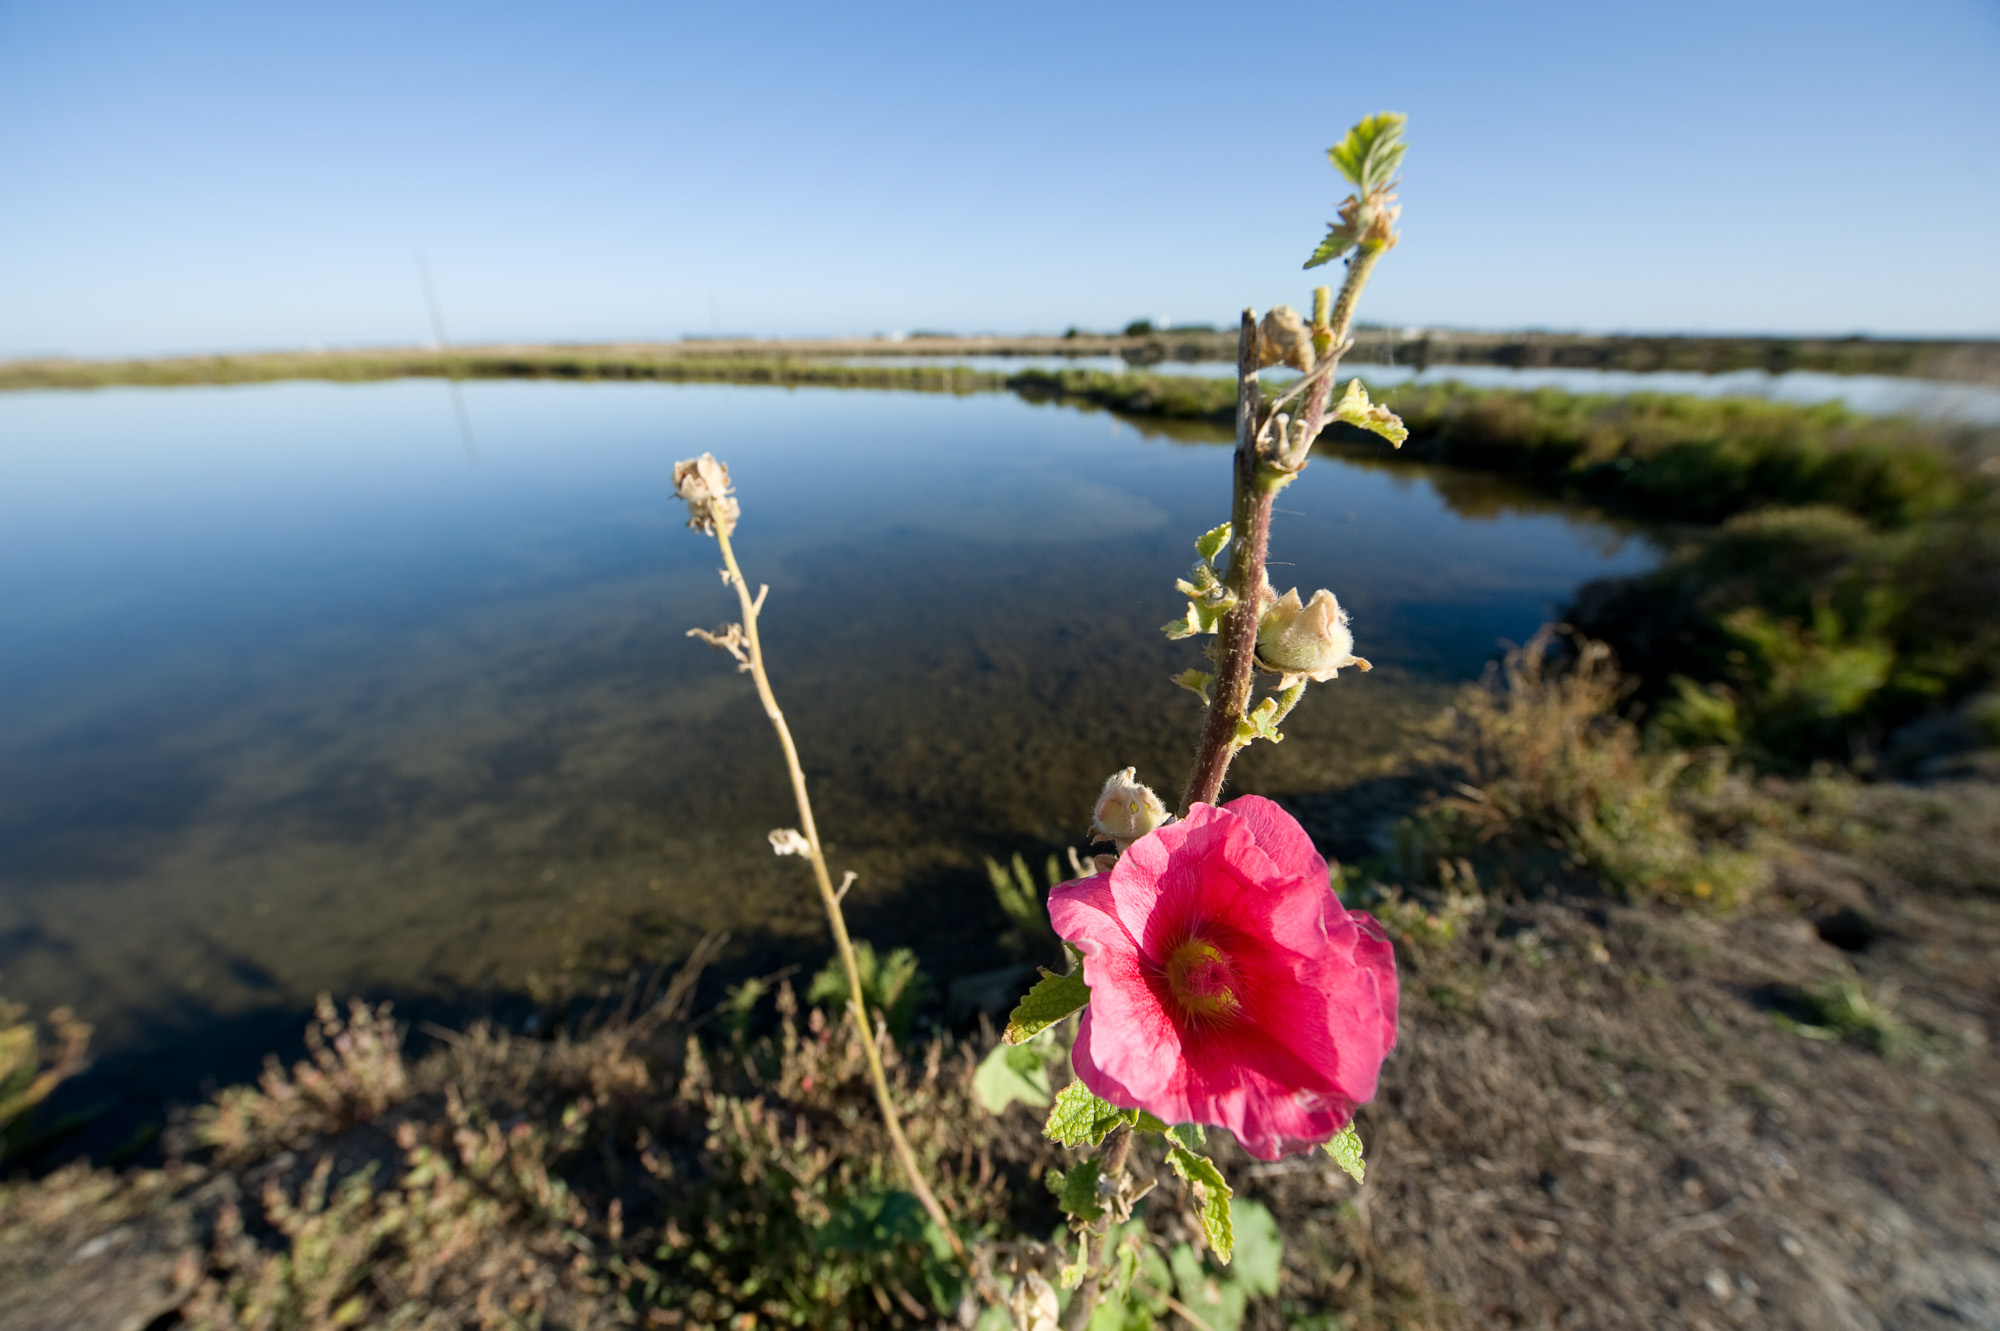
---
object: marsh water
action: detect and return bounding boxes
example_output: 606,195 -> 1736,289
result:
846,355 -> 2000,425
0,379 -> 1657,1118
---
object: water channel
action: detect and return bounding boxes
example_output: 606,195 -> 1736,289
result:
0,379 -> 1657,1122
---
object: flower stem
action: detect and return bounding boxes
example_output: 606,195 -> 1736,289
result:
1180,311 -> 1275,814
713,527 -> 966,1264
1058,1125 -> 1139,1331
1178,249 -> 1384,815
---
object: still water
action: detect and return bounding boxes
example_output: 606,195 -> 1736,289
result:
0,380 -> 1654,1107
844,355 -> 2000,425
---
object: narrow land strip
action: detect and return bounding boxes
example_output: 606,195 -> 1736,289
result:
5,329 -> 1998,392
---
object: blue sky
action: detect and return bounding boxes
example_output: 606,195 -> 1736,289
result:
2,0 -> 1996,357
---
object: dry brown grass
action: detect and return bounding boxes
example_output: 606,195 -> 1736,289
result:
1405,629 -> 1767,907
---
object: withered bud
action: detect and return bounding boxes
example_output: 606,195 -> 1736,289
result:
672,452 -> 740,536
1010,1273 -> 1059,1331
687,622 -> 751,671
768,828 -> 810,856
1361,188 -> 1403,250
1323,189 -> 1402,259
1256,587 -> 1372,687
1257,304 -> 1316,372
1091,767 -> 1167,851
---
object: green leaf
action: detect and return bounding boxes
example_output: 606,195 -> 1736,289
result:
1047,1156 -> 1105,1223
1323,1122 -> 1366,1184
1233,697 -> 1286,748
1004,966 -> 1090,1045
1174,571 -> 1213,599
1328,112 -> 1409,193
1228,1200 -> 1283,1298
1131,1110 -> 1172,1135
816,1187 -> 927,1253
1305,227 -> 1357,270
1172,669 -> 1214,706
1332,379 -> 1409,448
1195,522 -> 1233,564
972,1036 -> 1054,1113
1165,1122 -> 1206,1152
1059,1231 -> 1091,1289
1044,1080 -> 1136,1148
1170,1242 -> 1248,1331
1166,1143 -> 1235,1264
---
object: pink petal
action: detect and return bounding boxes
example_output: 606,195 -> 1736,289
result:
1074,929 -> 1183,1103
1222,794 -> 1327,880
1047,797 -> 1399,1161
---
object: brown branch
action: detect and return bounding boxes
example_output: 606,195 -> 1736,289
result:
1179,311 -> 1273,814
1178,244 -> 1390,814
712,528 -> 966,1264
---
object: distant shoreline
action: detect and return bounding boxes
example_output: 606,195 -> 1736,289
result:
4,329 -> 1998,392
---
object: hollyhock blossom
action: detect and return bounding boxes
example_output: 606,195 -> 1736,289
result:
1048,795 -> 1398,1161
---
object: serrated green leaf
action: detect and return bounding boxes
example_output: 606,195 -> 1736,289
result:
1048,1156 -> 1105,1223
1328,112 -> 1409,193
1194,523 -> 1232,564
1044,1080 -> 1136,1148
1332,379 -> 1408,448
1305,226 -> 1357,270
1130,1110 -> 1171,1135
1004,967 -> 1090,1045
1176,560 -> 1220,597
1172,669 -> 1213,706
1166,1144 -> 1235,1264
1165,1122 -> 1206,1152
972,1035 -> 1053,1113
1170,599 -> 1225,638
1233,696 -> 1285,748
1323,1122 -> 1366,1184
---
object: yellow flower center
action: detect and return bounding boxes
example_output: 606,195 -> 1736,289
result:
1164,938 -> 1241,1023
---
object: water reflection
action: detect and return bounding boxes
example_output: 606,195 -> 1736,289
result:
840,354 -> 2000,424
0,380 -> 1655,1107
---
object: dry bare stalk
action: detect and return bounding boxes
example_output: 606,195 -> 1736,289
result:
1179,254 -> 1384,815
711,527 -> 967,1263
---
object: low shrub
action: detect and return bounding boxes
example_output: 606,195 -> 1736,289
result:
1577,506 -> 2000,767
0,1000 -> 91,1164
1403,630 -> 1766,906
1371,384 -> 1975,528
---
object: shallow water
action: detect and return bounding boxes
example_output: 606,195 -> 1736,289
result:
0,380 -> 1655,1106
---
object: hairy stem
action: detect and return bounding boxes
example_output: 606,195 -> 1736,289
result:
1059,1125 -> 1140,1331
713,527 -> 966,1263
1178,245 -> 1386,814
1180,311 -> 1273,814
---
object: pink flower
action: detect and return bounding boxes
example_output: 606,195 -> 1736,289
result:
1048,795 -> 1398,1160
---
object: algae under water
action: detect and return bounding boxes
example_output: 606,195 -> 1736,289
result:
0,379 -> 1656,1120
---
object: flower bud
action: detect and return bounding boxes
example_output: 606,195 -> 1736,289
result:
1257,305 -> 1316,373
672,452 -> 740,536
1091,767 -> 1167,851
1256,588 -> 1372,686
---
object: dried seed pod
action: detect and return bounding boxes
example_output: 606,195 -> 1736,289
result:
1257,305 -> 1316,372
